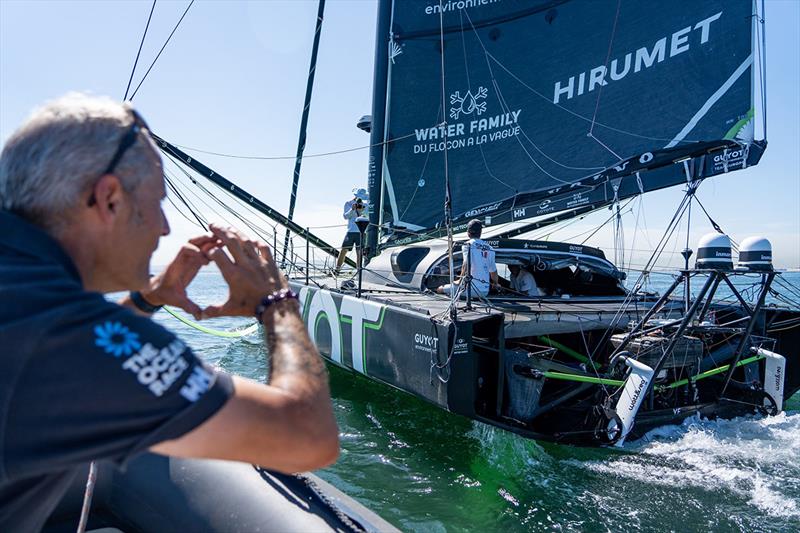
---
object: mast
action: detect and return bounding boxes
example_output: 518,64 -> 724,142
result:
436,0 -> 457,317
282,0 -> 326,265
365,0 -> 392,259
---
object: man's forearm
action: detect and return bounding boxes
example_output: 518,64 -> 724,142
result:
262,300 -> 329,396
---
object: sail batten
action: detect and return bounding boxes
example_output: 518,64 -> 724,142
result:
374,0 -> 763,249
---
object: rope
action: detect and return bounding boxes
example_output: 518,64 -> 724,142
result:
123,0 -> 157,101
537,336 -> 589,364
164,306 -> 259,338
541,353 -> 769,391
174,130 -> 417,161
658,353 -> 766,390
588,0 -> 622,137
543,371 -> 624,387
129,0 -> 195,101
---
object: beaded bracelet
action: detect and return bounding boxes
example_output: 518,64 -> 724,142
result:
255,288 -> 299,322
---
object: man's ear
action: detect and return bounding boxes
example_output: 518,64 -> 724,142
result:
90,174 -> 126,223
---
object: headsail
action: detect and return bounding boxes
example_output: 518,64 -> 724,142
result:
371,0 -> 763,248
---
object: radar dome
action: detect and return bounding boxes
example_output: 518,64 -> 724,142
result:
737,236 -> 773,271
696,232 -> 733,270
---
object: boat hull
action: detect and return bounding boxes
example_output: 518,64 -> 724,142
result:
292,280 -> 800,447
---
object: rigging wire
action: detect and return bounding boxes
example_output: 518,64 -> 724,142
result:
163,166 -> 209,223
162,151 -> 328,269
173,130 -> 418,161
164,190 -> 204,229
478,49 -> 680,144
398,104 -> 440,220
123,0 -> 157,101
165,169 -> 232,228
586,190 -> 695,360
129,0 -> 195,101
588,0 -> 621,137
457,6 -> 669,144
164,172 -> 207,228
461,8 -> 604,183
457,10 -> 517,193
568,199 -> 634,245
163,155 -> 279,243
583,0 -> 628,161
692,193 -> 725,235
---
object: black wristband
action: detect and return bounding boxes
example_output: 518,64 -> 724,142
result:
129,290 -> 163,314
255,288 -> 299,322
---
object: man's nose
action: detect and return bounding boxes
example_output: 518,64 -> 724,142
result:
161,208 -> 171,236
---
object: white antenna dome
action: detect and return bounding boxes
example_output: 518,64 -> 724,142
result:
737,236 -> 772,271
696,232 -> 733,270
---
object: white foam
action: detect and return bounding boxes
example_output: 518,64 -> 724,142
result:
574,412 -> 800,519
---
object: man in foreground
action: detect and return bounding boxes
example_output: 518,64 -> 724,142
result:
0,94 -> 339,531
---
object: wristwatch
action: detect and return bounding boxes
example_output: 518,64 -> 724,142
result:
129,290 -> 163,314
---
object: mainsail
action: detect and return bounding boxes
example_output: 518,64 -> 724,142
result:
367,0 -> 764,249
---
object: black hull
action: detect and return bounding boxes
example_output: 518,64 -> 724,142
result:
291,281 -> 800,448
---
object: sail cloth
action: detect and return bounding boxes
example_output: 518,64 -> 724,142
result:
376,0 -> 762,246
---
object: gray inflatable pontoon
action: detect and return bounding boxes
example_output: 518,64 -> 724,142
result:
43,453 -> 398,533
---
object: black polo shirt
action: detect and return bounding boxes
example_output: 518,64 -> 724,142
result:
0,211 -> 234,532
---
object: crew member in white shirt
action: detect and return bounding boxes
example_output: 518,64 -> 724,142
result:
437,219 -> 497,297
508,264 -> 541,297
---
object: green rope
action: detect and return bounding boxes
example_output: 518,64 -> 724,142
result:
660,354 -> 766,390
164,306 -> 260,338
542,371 -> 625,387
541,353 -> 766,391
538,336 -> 590,364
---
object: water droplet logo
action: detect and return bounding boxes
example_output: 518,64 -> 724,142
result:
449,86 -> 487,120
94,321 -> 141,358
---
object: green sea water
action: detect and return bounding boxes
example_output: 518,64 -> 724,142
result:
155,270 -> 800,532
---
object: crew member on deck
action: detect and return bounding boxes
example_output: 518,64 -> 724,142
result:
509,264 -> 541,297
334,187 -> 368,274
0,94 -> 339,532
437,219 -> 498,298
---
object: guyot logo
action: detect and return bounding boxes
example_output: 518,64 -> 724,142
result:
450,86 -> 487,120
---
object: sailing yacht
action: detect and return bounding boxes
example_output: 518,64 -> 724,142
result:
157,0 -> 800,447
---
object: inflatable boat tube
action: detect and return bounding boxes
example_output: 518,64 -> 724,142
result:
43,453 -> 398,533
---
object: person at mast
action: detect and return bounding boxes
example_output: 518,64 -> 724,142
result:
334,187 -> 367,274
437,219 -> 498,297
508,264 -> 541,297
0,93 -> 339,533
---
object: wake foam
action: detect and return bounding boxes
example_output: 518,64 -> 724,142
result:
577,412 -> 800,519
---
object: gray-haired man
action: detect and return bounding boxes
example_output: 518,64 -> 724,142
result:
0,94 -> 338,531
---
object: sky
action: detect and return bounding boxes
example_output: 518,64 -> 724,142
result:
1,0 -> 798,270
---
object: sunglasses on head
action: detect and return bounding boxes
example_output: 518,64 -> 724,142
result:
88,108 -> 149,207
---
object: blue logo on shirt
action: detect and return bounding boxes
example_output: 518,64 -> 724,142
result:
94,321 -> 141,358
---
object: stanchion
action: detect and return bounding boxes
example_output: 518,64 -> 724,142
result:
356,217 -> 369,298
305,227 -> 310,285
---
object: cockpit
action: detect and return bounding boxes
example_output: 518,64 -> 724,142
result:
363,239 -> 627,298
422,250 -> 626,298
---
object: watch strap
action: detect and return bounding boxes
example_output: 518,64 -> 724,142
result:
129,290 -> 163,314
